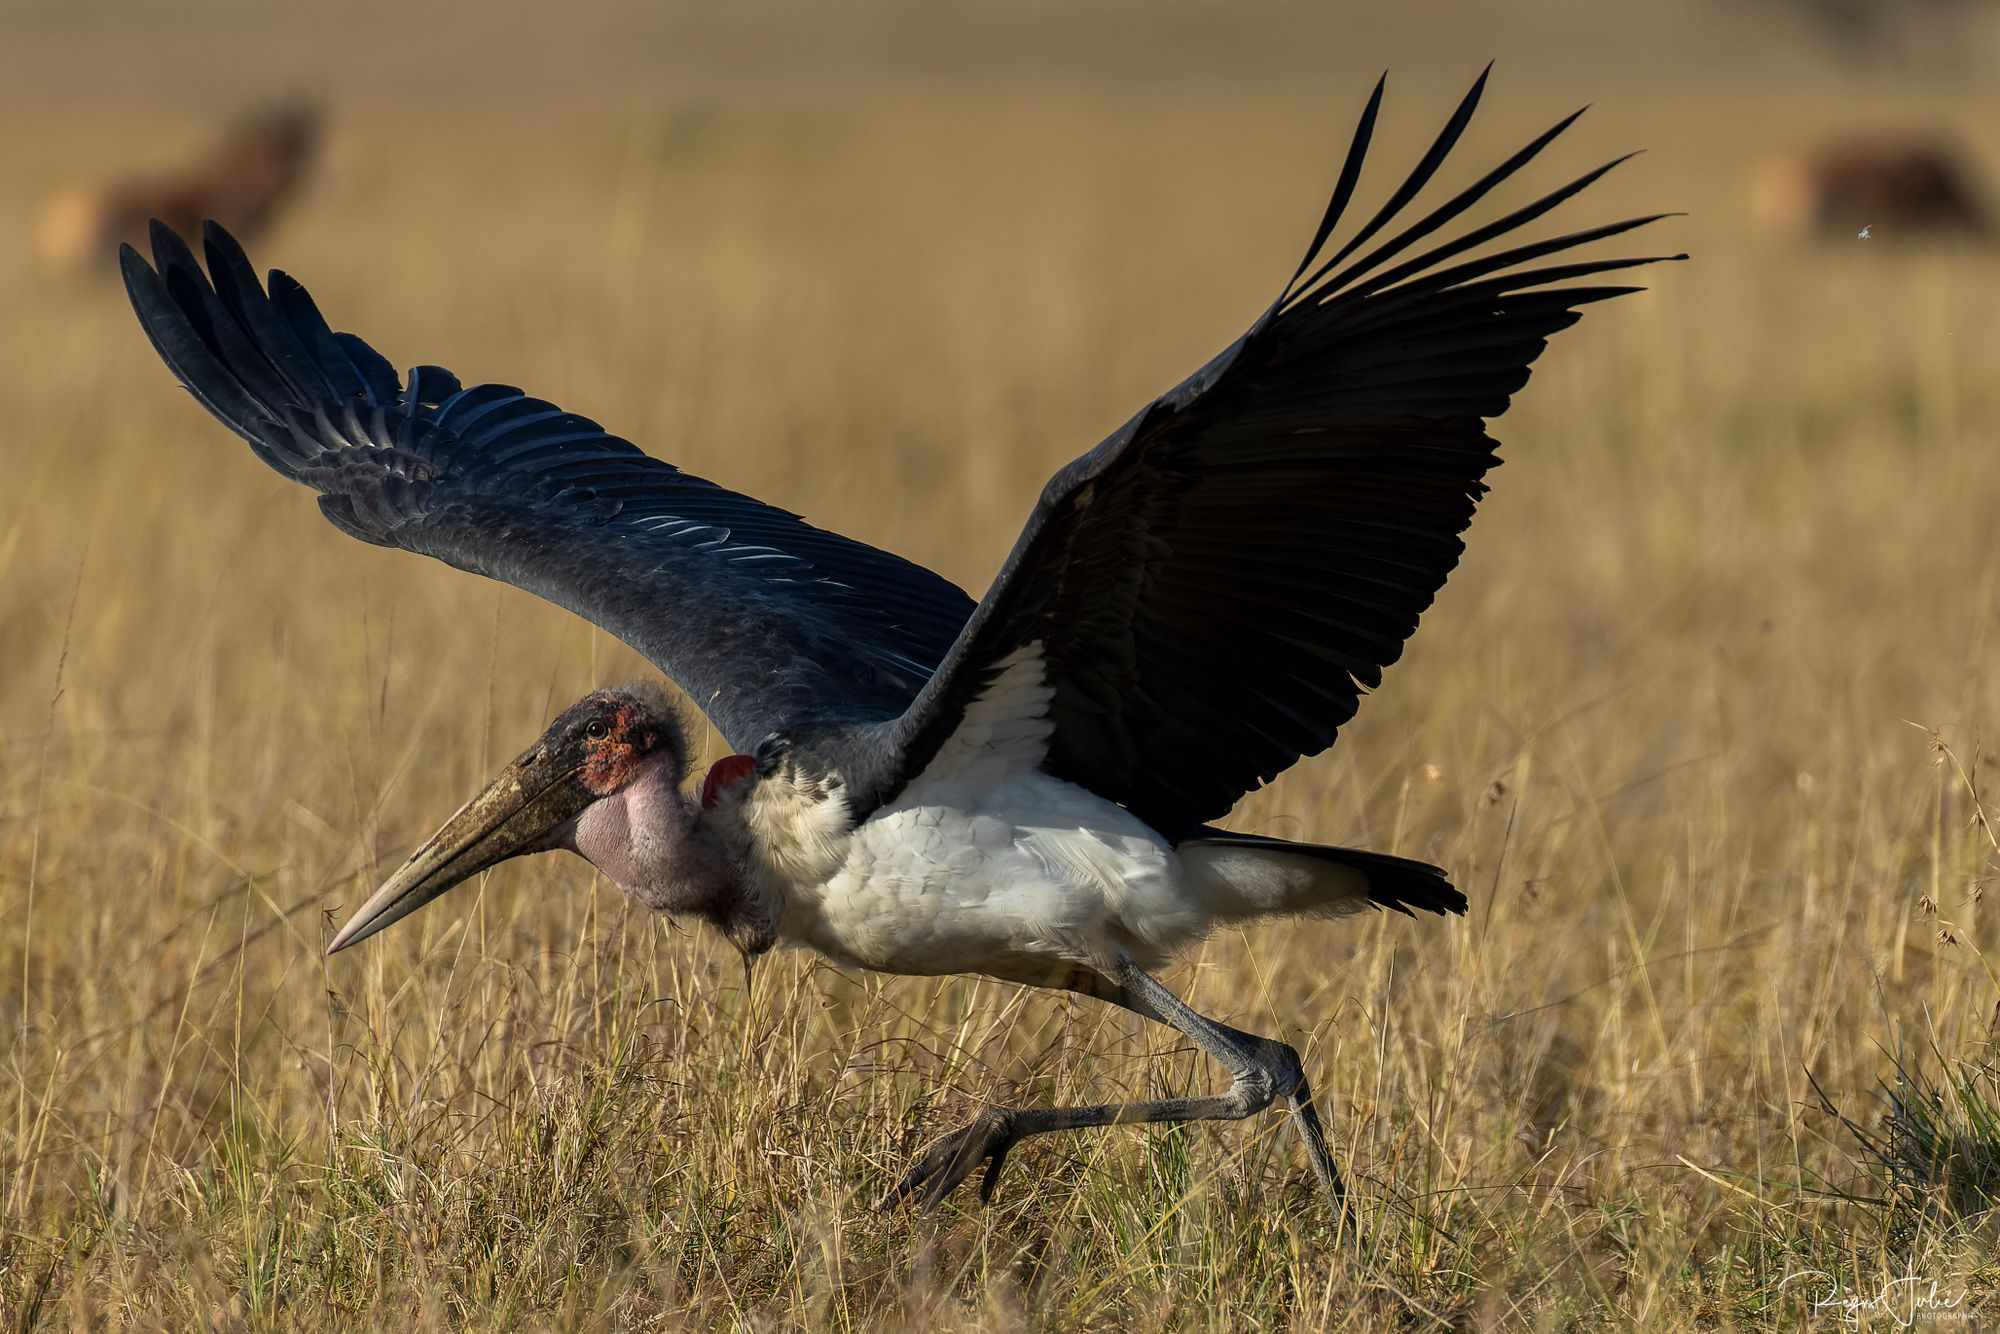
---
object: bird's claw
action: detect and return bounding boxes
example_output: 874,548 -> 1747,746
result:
878,1109 -> 1019,1211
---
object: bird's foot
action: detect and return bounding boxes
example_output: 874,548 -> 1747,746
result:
878,1108 -> 1019,1211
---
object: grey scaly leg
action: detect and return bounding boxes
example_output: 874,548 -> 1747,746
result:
879,956 -> 1345,1210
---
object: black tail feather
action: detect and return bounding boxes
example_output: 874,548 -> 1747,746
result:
1186,829 -> 1467,918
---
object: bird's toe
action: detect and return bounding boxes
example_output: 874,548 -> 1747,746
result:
879,1109 -> 1017,1211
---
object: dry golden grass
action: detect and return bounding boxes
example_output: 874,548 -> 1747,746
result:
4,3 -> 2000,1327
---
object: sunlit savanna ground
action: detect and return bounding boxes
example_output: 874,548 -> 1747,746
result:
3,2 -> 2000,1327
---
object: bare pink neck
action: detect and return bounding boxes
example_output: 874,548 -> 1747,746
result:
569,751 -> 774,953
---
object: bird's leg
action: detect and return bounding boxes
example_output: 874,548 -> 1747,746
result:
1114,974 -> 1344,1208
878,957 -> 1343,1211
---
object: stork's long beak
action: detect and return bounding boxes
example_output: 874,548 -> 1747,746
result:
326,738 -> 597,955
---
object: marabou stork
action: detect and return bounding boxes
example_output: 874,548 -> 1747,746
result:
121,71 -> 1678,1211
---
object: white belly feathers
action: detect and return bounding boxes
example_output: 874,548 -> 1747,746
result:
741,645 -> 1213,979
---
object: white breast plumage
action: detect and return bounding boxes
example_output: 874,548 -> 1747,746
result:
737,763 -> 853,893
753,644 -> 1211,981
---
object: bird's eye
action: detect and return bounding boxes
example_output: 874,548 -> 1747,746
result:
585,719 -> 610,741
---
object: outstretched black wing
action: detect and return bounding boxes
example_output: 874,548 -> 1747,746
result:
122,224 -> 977,750
879,70 -> 1682,837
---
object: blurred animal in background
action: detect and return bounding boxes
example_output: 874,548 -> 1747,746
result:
38,103 -> 320,274
1749,135 -> 1992,243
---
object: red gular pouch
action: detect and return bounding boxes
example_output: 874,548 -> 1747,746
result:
700,754 -> 757,810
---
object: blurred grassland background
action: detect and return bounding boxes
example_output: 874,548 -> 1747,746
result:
4,0 -> 2000,1327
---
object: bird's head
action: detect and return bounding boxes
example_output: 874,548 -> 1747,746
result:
326,683 -> 754,955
